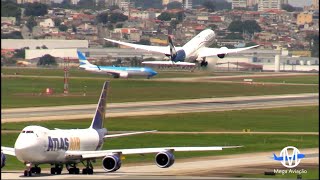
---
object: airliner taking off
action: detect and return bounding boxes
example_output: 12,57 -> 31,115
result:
77,51 -> 157,78
104,29 -> 259,67
1,81 -> 241,176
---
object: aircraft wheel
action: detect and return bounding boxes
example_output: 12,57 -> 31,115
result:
24,170 -> 28,176
82,168 -> 87,174
56,168 -> 62,175
30,167 -> 36,173
36,167 -> 41,174
75,168 -> 80,174
68,168 -> 74,174
50,167 -> 55,174
88,168 -> 93,174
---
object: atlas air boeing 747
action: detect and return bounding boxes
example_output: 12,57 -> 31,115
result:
1,81 -> 241,176
104,29 -> 259,67
77,51 -> 157,78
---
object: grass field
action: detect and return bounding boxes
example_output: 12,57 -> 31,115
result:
2,76 -> 318,108
1,133 -> 318,170
2,106 -> 318,132
1,67 -> 253,78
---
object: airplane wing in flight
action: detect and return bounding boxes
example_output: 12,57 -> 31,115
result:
198,45 -> 259,58
142,61 -> 196,66
65,146 -> 242,159
104,38 -> 174,55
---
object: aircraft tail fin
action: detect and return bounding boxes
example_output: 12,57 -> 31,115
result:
77,50 -> 93,66
168,35 -> 177,61
90,81 -> 109,130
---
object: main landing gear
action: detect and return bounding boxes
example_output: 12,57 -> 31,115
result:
81,160 -> 94,174
50,164 -> 63,175
23,163 -> 41,176
66,163 -> 80,174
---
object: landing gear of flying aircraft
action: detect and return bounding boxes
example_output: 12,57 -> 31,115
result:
82,160 -> 94,174
200,58 -> 208,67
50,164 -> 63,175
67,163 -> 80,174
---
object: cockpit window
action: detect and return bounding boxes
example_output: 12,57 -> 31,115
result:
25,131 -> 34,133
22,131 -> 25,133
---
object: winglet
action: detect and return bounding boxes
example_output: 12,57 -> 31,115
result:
90,81 -> 109,130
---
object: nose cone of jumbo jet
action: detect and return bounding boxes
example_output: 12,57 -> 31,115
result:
14,135 -> 39,162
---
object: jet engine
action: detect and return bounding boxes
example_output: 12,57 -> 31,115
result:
113,72 -> 129,78
1,152 -> 6,168
155,151 -> 175,168
119,72 -> 129,78
217,47 -> 228,59
102,154 -> 121,172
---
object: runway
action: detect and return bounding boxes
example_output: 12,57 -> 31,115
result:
2,148 -> 318,179
2,93 -> 318,122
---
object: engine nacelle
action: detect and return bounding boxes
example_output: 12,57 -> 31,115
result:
217,47 -> 228,58
155,151 -> 175,168
217,54 -> 226,58
172,50 -> 186,62
1,152 -> 6,168
102,154 -> 121,172
119,72 -> 129,78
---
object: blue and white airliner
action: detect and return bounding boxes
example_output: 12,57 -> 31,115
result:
77,51 -> 157,78
1,81 -> 241,176
105,29 -> 259,67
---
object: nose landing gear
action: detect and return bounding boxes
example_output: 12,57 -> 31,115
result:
23,163 -> 41,176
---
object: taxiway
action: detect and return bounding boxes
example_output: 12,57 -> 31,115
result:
2,93 -> 318,122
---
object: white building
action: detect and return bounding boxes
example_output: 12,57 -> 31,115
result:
130,11 -> 156,20
232,0 -> 247,9
183,0 -> 192,9
1,39 -> 88,50
39,18 -> 55,28
258,0 -> 281,11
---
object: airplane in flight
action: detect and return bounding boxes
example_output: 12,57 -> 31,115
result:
1,81 -> 241,176
77,50 -> 158,78
104,29 -> 259,67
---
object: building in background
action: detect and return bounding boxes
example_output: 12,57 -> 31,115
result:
247,0 -> 258,7
16,0 -> 51,4
258,0 -> 281,11
232,0 -> 247,9
297,12 -> 313,25
182,0 -> 192,9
